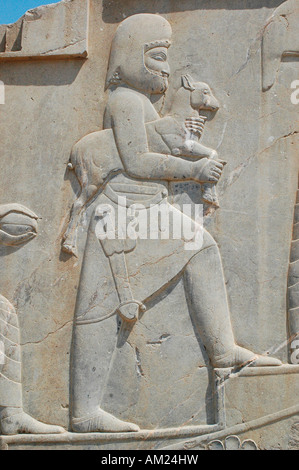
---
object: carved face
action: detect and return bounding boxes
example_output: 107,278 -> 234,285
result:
106,14 -> 172,95
0,204 -> 38,246
143,46 -> 170,94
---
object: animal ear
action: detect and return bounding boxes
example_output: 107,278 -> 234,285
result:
182,74 -> 195,91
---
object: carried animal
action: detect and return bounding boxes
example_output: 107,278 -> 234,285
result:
63,74 -> 220,256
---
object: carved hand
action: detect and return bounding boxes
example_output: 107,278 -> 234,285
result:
185,117 -> 207,137
0,204 -> 38,247
192,158 -> 224,183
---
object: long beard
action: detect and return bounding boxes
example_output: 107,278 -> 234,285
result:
132,68 -> 168,95
145,67 -> 168,94
122,68 -> 169,95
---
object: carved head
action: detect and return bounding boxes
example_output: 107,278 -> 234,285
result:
182,75 -> 220,112
105,14 -> 172,94
0,204 -> 38,247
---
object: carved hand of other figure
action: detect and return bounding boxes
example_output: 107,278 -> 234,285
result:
185,116 -> 207,138
0,204 -> 38,247
192,158 -> 224,184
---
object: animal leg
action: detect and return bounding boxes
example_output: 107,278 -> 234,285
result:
63,184 -> 98,256
201,183 -> 219,208
181,140 -> 218,159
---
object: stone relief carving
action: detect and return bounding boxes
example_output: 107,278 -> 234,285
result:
67,13 -> 282,435
0,0 -> 299,451
207,435 -> 258,451
163,365 -> 299,450
262,0 -> 299,361
289,177 -> 299,355
63,74 -> 221,256
0,204 -> 37,246
0,204 -> 64,435
288,422 -> 299,450
0,0 -> 89,60
262,0 -> 299,91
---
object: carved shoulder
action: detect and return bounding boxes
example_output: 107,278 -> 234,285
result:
104,89 -> 144,129
109,89 -> 143,114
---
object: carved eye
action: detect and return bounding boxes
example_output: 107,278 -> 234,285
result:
203,90 -> 209,95
151,52 -> 167,62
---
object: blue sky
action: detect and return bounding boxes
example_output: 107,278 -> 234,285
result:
0,1 -> 60,24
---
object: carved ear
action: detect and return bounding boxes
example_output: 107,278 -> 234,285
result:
182,74 -> 195,91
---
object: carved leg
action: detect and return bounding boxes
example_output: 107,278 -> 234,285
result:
62,199 -> 85,257
183,244 -> 282,368
0,295 -> 65,435
71,320 -> 140,433
201,155 -> 226,208
201,183 -> 219,207
62,184 -> 98,257
0,408 -> 65,435
70,216 -> 140,433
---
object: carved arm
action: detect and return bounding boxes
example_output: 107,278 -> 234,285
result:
110,95 -> 223,184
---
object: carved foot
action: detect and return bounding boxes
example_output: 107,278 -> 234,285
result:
213,346 -> 282,368
72,409 -> 140,433
0,409 -> 65,435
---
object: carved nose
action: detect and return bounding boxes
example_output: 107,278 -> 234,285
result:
208,98 -> 220,112
161,63 -> 170,78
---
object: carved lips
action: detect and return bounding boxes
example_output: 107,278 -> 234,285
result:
0,204 -> 38,246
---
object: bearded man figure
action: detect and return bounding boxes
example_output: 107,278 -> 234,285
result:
70,14 -> 281,434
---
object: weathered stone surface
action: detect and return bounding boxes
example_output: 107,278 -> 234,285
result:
0,0 -> 89,60
0,0 -> 299,451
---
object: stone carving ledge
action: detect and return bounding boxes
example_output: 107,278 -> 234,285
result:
1,365 -> 299,450
162,365 -> 299,450
0,0 -> 89,61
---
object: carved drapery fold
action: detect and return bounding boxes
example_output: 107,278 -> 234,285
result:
289,177 -> 299,344
0,295 -> 22,408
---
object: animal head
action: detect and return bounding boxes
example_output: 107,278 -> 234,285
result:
182,74 -> 219,113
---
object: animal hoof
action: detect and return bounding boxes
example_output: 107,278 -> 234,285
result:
202,195 -> 220,208
202,195 -> 214,204
62,241 -> 78,257
212,200 -> 220,208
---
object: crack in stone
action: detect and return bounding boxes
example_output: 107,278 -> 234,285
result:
21,319 -> 73,346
